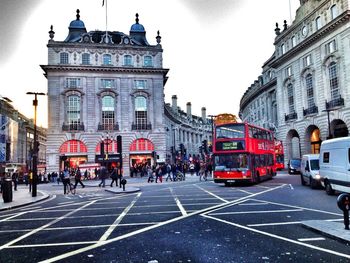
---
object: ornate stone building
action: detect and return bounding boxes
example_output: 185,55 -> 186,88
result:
42,10 -> 211,175
240,0 -> 350,162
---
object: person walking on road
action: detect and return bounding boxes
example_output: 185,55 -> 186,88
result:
99,166 -> 108,187
74,168 -> 85,189
12,170 -> 18,191
165,162 -> 172,181
110,167 -> 118,187
62,168 -> 70,194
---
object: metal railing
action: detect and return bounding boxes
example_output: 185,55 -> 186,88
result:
285,112 -> 297,122
62,122 -> 85,131
325,96 -> 344,110
131,123 -> 152,130
303,105 -> 318,116
97,123 -> 119,131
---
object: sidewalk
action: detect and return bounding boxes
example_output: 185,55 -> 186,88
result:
301,220 -> 350,243
0,188 -> 50,211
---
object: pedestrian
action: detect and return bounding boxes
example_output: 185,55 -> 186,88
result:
171,163 -> 177,181
165,162 -> 172,181
62,168 -> 70,194
98,165 -> 108,187
199,161 -> 207,181
147,165 -> 154,183
12,170 -> 18,191
74,167 -> 85,188
110,167 -> 118,187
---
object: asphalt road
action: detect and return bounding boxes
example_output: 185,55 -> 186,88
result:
0,171 -> 349,262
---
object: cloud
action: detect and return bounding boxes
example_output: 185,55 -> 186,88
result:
180,0 -> 242,24
0,0 -> 41,64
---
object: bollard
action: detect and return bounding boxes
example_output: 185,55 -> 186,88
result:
337,193 -> 350,230
2,178 -> 13,203
121,178 -> 127,191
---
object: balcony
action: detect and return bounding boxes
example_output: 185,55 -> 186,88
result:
303,105 -> 318,116
62,122 -> 85,132
325,96 -> 344,110
285,112 -> 297,122
131,123 -> 152,130
97,123 -> 119,131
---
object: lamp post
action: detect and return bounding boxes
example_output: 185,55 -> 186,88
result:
322,108 -> 334,140
208,115 -> 217,151
26,92 -> 45,197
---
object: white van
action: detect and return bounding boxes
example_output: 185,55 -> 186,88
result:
300,154 -> 320,189
319,137 -> 350,195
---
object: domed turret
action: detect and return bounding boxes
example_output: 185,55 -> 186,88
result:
64,9 -> 87,42
129,13 -> 149,46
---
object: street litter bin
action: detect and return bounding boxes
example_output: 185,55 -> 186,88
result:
2,178 -> 13,203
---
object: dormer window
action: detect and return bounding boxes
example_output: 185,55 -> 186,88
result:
82,53 -> 90,65
331,4 -> 338,20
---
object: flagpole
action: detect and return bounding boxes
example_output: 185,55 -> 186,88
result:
106,0 -> 108,43
288,0 -> 292,24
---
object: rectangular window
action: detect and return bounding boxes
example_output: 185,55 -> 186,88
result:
135,80 -> 146,89
82,53 -> 90,65
323,152 -> 329,163
60,53 -> 69,64
143,56 -> 153,67
287,84 -> 295,113
326,40 -> 336,54
101,79 -> 114,89
303,55 -> 311,67
66,78 -> 81,88
315,16 -> 322,30
285,66 -> 292,77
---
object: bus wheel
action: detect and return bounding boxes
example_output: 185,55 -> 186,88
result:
325,180 -> 334,195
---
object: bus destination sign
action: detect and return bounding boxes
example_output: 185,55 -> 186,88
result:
216,141 -> 245,151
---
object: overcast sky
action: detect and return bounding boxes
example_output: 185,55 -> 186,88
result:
0,0 -> 299,127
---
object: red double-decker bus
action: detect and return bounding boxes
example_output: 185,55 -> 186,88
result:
213,114 -> 276,185
274,139 -> 285,171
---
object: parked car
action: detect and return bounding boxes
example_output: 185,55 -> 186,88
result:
300,154 -> 320,188
319,137 -> 350,195
288,158 -> 301,174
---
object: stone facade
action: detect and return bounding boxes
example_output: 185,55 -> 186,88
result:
240,0 -> 350,163
42,11 -> 211,175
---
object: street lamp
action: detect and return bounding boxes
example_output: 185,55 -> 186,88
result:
208,115 -> 217,151
26,92 -> 45,197
322,108 -> 336,140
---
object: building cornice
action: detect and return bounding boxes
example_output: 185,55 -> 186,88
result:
271,10 -> 350,68
240,78 -> 277,111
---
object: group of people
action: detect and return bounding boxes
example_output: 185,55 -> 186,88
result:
145,159 -> 213,183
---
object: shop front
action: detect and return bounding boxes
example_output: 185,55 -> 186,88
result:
129,138 -> 155,174
59,140 -> 88,171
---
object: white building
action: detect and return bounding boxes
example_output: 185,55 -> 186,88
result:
42,10 -> 211,175
240,0 -> 350,163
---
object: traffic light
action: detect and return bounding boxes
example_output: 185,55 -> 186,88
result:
100,141 -> 105,156
170,146 -> 174,153
152,151 -> 157,159
117,135 -> 122,154
202,140 -> 208,154
179,143 -> 184,155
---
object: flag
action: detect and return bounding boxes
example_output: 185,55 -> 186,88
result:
102,0 -> 104,6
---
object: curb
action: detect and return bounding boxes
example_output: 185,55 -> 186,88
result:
105,187 -> 141,194
0,190 -> 50,211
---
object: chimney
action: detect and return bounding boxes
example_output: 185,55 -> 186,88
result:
172,95 -> 178,113
201,107 -> 207,123
186,102 -> 192,119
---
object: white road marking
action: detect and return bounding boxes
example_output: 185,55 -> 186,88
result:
248,221 -> 303,227
202,214 -> 350,260
58,201 -> 74,205
250,199 -> 343,216
209,209 -> 303,216
0,212 -> 28,222
99,192 -> 142,242
9,241 -> 97,248
195,185 -> 229,203
298,237 -> 326,242
19,206 -> 42,211
0,200 -> 97,251
289,184 -> 294,190
236,188 -> 254,195
238,202 -> 269,206
170,188 -> 187,216
39,184 -> 286,263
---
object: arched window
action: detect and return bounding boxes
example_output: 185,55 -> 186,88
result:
287,84 -> 295,114
305,74 -> 315,108
60,52 -> 69,64
103,54 -> 112,65
130,138 -> 154,152
331,4 -> 338,20
134,96 -> 147,130
82,53 -> 90,65
59,140 -> 87,153
124,55 -> 133,66
143,56 -> 153,67
329,62 -> 339,100
67,95 -> 81,130
102,96 -> 115,130
315,16 -> 322,30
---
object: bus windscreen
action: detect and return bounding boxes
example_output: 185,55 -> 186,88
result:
216,124 -> 245,139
